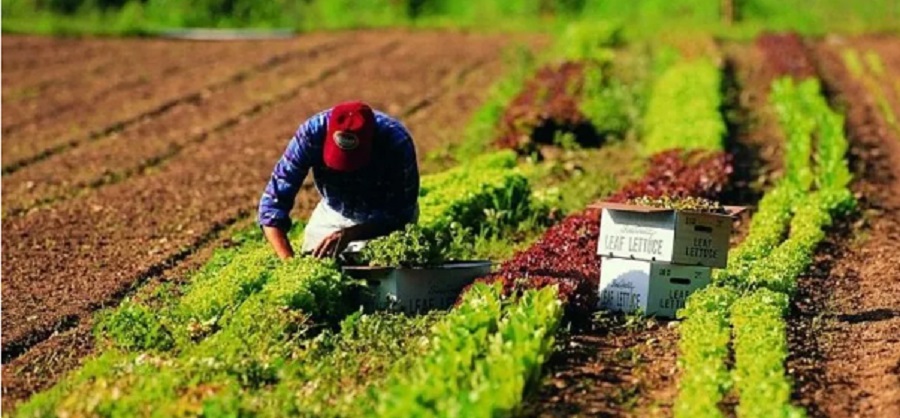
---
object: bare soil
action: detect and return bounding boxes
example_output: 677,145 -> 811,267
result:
1,32 -> 382,216
0,30 -> 543,407
0,35 -> 324,170
786,36 -> 900,418
2,39 -> 245,131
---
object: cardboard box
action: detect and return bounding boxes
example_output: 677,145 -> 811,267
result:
342,261 -> 492,314
598,257 -> 711,318
593,202 -> 742,268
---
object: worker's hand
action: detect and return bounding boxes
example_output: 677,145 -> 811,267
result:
312,229 -> 352,259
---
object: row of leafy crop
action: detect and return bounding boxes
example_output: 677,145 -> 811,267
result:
842,48 -> 899,133
673,77 -> 854,418
13,150 -> 548,417
368,283 -> 562,416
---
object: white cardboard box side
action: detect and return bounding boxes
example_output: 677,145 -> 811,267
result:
597,208 -> 732,268
371,263 -> 491,314
598,208 -> 675,261
598,258 -> 712,318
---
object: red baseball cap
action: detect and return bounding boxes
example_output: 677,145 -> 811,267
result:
324,101 -> 376,172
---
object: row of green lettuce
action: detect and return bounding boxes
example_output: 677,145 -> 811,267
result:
674,77 -> 854,418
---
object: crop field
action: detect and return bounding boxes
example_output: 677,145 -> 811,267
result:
2,22 -> 900,418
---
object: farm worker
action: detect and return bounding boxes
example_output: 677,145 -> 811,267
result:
258,101 -> 420,260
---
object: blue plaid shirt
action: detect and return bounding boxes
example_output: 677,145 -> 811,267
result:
258,109 -> 419,231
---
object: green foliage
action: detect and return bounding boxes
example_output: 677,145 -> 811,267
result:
362,223 -> 475,267
678,74 -> 855,418
747,189 -> 853,294
580,58 -> 648,141
247,311 -> 443,416
366,150 -> 539,266
771,78 -> 817,190
674,286 -> 738,418
93,235 -> 278,351
730,289 -> 806,418
373,282 -> 505,415
432,155 -> 532,216
12,350 -> 137,418
171,243 -> 279,343
720,77 -> 855,291
371,283 -> 562,417
717,183 -> 800,285
190,256 -> 350,359
95,299 -> 173,351
20,257 -> 352,417
462,286 -> 562,415
554,21 -> 622,61
842,49 -> 866,79
643,60 -> 725,154
728,76 -> 854,414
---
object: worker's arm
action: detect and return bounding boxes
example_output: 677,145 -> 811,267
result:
258,113 -> 325,259
263,226 -> 295,260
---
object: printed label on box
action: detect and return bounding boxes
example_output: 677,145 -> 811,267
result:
598,258 -> 711,318
598,207 -> 733,268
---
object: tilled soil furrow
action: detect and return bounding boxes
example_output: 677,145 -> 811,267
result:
2,41 -> 262,132
1,36 -> 131,74
1,31 -> 517,364
787,38 -> 900,418
0,36 -> 329,172
3,40 -> 192,102
398,59 -> 488,119
1,39 -> 224,110
1,42 -> 197,111
1,34 -> 393,218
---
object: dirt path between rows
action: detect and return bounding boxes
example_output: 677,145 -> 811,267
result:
787,36 -> 900,418
1,30 -> 543,408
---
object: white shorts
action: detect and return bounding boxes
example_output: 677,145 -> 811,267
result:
300,201 -> 418,254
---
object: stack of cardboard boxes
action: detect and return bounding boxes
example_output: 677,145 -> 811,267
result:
594,202 -> 739,318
